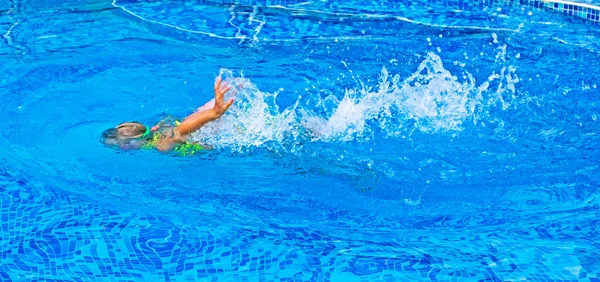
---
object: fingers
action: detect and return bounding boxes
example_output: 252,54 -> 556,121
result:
216,85 -> 231,101
214,76 -> 233,99
220,85 -> 231,95
212,75 -> 235,116
214,76 -> 222,93
224,98 -> 234,111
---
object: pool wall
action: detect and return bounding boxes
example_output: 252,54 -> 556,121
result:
197,0 -> 600,23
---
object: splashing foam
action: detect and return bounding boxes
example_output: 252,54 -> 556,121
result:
192,71 -> 302,150
192,51 -> 518,151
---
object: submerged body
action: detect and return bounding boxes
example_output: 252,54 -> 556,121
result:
140,117 -> 206,155
101,76 -> 233,153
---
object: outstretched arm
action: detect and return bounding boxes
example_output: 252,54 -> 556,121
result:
194,99 -> 215,114
176,76 -> 234,136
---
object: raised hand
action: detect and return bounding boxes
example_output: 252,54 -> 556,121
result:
212,76 -> 234,117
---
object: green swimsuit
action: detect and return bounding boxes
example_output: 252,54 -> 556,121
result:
140,120 -> 205,156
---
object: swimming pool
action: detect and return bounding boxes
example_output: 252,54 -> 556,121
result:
1,0 -> 599,280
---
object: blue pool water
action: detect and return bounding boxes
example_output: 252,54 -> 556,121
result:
1,0 -> 600,280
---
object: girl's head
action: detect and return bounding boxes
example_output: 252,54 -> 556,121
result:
101,122 -> 151,149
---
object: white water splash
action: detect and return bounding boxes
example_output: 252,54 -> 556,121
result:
192,69 -> 302,150
303,52 -> 479,142
192,51 -> 518,151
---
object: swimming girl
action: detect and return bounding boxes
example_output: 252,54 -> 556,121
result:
101,76 -> 234,154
